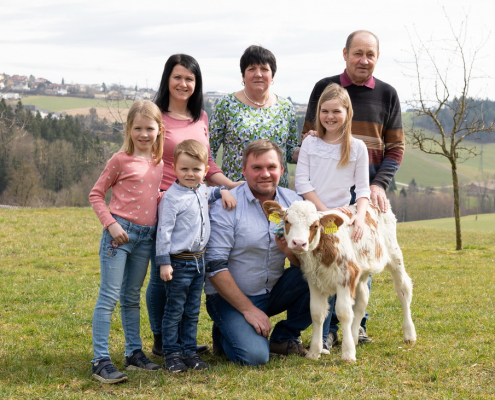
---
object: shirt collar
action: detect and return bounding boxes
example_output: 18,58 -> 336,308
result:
243,183 -> 281,204
173,180 -> 200,191
340,69 -> 375,89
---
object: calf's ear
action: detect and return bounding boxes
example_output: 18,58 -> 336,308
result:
320,214 -> 344,229
263,200 -> 285,217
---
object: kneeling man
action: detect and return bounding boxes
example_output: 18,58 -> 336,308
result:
205,139 -> 311,365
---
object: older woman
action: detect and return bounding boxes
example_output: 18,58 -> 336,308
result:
209,45 -> 299,188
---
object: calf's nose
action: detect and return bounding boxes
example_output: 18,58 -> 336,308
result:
291,239 -> 308,252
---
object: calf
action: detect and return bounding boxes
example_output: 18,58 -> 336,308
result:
263,200 -> 416,362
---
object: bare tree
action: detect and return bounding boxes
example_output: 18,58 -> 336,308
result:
404,12 -> 494,250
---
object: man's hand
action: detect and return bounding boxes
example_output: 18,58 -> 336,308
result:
370,185 -> 388,212
108,222 -> 129,245
243,307 -> 272,338
302,130 -> 318,142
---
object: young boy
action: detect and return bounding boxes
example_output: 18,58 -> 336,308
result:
156,139 -> 236,373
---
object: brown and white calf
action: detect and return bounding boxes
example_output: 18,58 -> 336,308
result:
263,200 -> 416,362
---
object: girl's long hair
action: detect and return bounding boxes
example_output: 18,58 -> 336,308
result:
154,54 -> 204,123
121,100 -> 164,165
315,83 -> 354,167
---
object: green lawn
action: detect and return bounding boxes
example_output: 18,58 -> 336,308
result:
401,212 -> 495,231
19,95 -> 128,112
0,207 -> 494,398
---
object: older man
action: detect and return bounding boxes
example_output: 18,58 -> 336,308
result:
301,30 -> 405,344
205,139 -> 311,366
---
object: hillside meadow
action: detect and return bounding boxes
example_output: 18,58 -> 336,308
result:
0,207 -> 494,399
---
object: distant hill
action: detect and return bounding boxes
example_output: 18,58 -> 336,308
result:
15,97 -> 495,189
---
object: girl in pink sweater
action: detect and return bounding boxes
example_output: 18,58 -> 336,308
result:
89,101 -> 164,384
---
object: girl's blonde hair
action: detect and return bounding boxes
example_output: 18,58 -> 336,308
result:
121,100 -> 164,165
315,83 -> 354,167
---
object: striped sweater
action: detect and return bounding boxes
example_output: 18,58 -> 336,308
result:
303,73 -> 404,191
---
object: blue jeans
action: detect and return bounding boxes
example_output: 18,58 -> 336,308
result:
324,274 -> 372,336
145,246 -> 165,335
162,255 -> 205,356
206,264 -> 312,366
91,216 -> 155,362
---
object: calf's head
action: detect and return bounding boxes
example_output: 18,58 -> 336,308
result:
263,200 -> 344,254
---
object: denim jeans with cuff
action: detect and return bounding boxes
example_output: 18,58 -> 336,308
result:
162,254 -> 205,356
91,215 -> 155,363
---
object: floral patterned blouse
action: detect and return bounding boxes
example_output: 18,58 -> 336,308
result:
209,93 -> 299,188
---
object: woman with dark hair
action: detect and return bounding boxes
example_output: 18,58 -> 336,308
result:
209,45 -> 299,188
146,54 -> 238,360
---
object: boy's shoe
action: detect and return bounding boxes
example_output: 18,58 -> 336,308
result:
152,333 -> 209,357
323,331 -> 339,351
182,353 -> 209,370
358,326 -> 373,343
92,358 -> 128,384
125,349 -> 161,371
165,353 -> 188,373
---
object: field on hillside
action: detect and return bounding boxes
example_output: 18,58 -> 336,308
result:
19,95 -> 131,122
0,208 -> 494,399
401,212 -> 495,231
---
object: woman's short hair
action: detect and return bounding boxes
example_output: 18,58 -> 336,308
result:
154,54 -> 204,123
240,45 -> 277,78
242,139 -> 283,168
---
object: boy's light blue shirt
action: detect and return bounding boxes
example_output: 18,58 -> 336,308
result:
155,181 -> 222,266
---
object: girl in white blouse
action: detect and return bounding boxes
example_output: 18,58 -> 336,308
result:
295,83 -> 371,243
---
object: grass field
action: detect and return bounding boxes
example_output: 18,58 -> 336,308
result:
1,208 -> 494,399
20,95 -> 108,111
401,212 -> 495,231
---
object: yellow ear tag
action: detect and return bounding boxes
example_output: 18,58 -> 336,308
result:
269,213 -> 281,224
325,221 -> 338,234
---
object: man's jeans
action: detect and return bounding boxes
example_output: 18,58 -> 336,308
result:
162,255 -> 205,356
92,216 -> 155,362
206,264 -> 312,366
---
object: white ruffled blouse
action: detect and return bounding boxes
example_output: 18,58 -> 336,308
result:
295,135 -> 370,208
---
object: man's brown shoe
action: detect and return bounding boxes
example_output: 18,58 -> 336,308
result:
269,339 -> 308,356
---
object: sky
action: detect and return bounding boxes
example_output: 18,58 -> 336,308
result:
1,0 -> 494,106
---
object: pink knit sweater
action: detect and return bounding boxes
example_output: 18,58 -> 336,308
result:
89,152 -> 163,228
160,111 -> 222,190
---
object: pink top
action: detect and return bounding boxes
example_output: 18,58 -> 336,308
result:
160,110 -> 223,190
89,152 -> 164,229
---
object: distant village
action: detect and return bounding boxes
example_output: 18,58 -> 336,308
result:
0,73 -> 308,117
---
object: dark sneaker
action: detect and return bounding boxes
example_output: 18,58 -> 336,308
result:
358,326 -> 373,343
152,335 -> 209,357
125,349 -> 161,371
323,331 -> 338,351
92,358 -> 128,384
165,353 -> 188,373
182,353 -> 209,370
270,339 -> 308,357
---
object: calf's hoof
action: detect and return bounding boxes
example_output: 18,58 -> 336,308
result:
305,351 -> 320,361
321,349 -> 330,355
